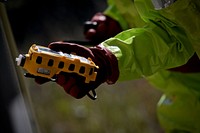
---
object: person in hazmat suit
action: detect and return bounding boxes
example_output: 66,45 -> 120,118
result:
36,0 -> 200,132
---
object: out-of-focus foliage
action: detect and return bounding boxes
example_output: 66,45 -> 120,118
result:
28,79 -> 163,133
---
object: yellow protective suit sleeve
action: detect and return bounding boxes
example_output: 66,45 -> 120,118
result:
102,21 -> 195,81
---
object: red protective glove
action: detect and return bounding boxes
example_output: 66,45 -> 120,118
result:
84,12 -> 122,43
35,41 -> 119,99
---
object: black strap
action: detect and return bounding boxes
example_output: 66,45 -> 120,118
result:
87,90 -> 97,100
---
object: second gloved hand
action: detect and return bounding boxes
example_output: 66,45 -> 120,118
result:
84,12 -> 122,43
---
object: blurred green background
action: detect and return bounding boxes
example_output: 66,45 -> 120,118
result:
6,0 -> 163,132
28,79 -> 163,133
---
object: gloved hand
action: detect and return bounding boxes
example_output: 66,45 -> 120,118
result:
84,12 -> 122,43
35,41 -> 119,99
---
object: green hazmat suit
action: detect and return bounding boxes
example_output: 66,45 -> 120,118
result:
102,0 -> 200,132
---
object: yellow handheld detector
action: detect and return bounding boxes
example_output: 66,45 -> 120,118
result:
16,44 -> 98,83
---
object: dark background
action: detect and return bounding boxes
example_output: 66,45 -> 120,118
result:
6,0 -> 107,51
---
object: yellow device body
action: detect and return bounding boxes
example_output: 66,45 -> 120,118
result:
16,44 -> 98,83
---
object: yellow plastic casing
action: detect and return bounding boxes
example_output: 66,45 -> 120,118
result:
22,44 -> 98,83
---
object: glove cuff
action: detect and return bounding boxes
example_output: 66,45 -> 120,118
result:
90,44 -> 119,84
